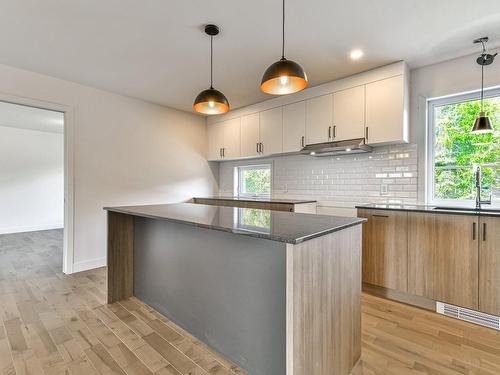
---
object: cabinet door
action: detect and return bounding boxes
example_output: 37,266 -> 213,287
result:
283,101 -> 306,153
240,113 -> 260,157
305,94 -> 333,145
408,213 -> 479,309
365,75 -> 406,145
222,117 -> 241,159
207,122 -> 224,160
333,86 -> 365,141
479,216 -> 500,315
358,209 -> 408,292
259,107 -> 283,155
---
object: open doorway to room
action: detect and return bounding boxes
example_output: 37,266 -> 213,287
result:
0,101 -> 66,274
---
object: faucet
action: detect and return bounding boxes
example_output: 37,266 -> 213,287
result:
475,166 -> 491,209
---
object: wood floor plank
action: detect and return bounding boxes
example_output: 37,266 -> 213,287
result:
2,229 -> 500,375
143,333 -> 208,375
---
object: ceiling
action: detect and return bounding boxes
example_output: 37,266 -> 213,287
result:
1,1 -> 500,114
0,101 -> 64,134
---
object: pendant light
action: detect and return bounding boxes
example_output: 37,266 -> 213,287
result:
193,25 -> 230,115
260,0 -> 308,95
471,37 -> 497,134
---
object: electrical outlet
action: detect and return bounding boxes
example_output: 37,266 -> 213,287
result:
380,184 -> 388,195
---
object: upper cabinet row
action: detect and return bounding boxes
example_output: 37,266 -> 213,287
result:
208,73 -> 408,161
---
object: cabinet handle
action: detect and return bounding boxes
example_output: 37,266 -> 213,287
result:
483,223 -> 486,241
333,125 -> 336,139
472,222 -> 476,240
256,142 -> 259,153
260,143 -> 264,154
372,214 -> 389,218
301,136 -> 305,148
365,127 -> 369,141
328,126 -> 332,139
222,148 -> 225,157
219,148 -> 222,157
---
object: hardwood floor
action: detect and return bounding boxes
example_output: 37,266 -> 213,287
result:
1,230 -> 500,375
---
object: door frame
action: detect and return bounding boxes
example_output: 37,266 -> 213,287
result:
0,92 -> 75,274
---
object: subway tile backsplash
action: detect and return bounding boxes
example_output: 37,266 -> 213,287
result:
218,143 -> 418,208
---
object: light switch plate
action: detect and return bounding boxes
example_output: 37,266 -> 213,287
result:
380,184 -> 388,195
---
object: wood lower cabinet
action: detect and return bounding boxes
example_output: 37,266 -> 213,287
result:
479,216 -> 500,315
408,212 -> 479,310
358,209 -> 408,292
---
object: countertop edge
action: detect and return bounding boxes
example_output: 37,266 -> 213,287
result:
193,197 -> 317,204
355,204 -> 500,217
104,206 -> 365,244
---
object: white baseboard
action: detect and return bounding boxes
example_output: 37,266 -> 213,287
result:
72,257 -> 106,273
0,223 -> 63,235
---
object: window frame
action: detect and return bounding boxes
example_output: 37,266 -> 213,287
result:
427,86 -> 500,206
236,163 -> 272,198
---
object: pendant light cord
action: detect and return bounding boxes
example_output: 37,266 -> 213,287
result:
481,63 -> 484,111
210,35 -> 214,89
281,0 -> 285,60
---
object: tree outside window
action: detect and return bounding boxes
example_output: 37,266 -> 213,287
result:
431,93 -> 499,203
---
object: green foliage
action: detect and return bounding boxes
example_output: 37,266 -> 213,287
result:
434,97 -> 499,200
241,168 -> 271,195
240,209 -> 271,230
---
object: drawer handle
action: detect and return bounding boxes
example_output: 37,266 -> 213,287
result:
483,223 -> 486,241
372,214 -> 389,218
473,222 -> 476,240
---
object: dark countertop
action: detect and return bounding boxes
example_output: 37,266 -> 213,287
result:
104,203 -> 364,244
194,196 -> 317,204
356,203 -> 500,217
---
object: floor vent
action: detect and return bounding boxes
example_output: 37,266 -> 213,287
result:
436,302 -> 500,330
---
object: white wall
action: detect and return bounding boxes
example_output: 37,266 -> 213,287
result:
0,63 -> 217,273
410,47 -> 500,202
0,125 -> 63,234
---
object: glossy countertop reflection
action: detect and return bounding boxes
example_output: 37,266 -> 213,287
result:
104,203 -> 365,244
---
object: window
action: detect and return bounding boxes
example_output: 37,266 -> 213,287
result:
428,88 -> 499,205
236,164 -> 271,197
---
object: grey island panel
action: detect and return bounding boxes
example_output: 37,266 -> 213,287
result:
134,217 -> 286,375
104,202 -> 365,244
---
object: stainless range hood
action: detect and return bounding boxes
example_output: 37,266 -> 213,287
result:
300,137 -> 372,157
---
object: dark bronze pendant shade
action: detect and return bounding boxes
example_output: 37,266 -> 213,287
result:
261,58 -> 308,95
261,0 -> 308,95
471,37 -> 496,134
193,25 -> 230,115
471,112 -> 493,134
193,88 -> 229,115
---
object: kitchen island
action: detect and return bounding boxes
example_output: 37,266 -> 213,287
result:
105,203 -> 365,375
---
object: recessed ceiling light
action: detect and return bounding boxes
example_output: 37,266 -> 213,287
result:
350,49 -> 364,60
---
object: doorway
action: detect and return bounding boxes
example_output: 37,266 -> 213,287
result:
0,99 -> 73,274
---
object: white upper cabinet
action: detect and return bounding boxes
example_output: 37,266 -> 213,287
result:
241,113 -> 260,157
206,62 -> 409,161
259,107 -> 283,155
222,118 -> 241,159
207,122 -> 224,160
365,75 -> 408,145
305,94 -> 333,145
333,85 -> 365,141
283,101 -> 306,153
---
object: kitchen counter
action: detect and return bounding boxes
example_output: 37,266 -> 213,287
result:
356,203 -> 500,217
192,196 -> 317,213
193,196 -> 317,204
105,202 -> 364,375
105,203 -> 363,244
